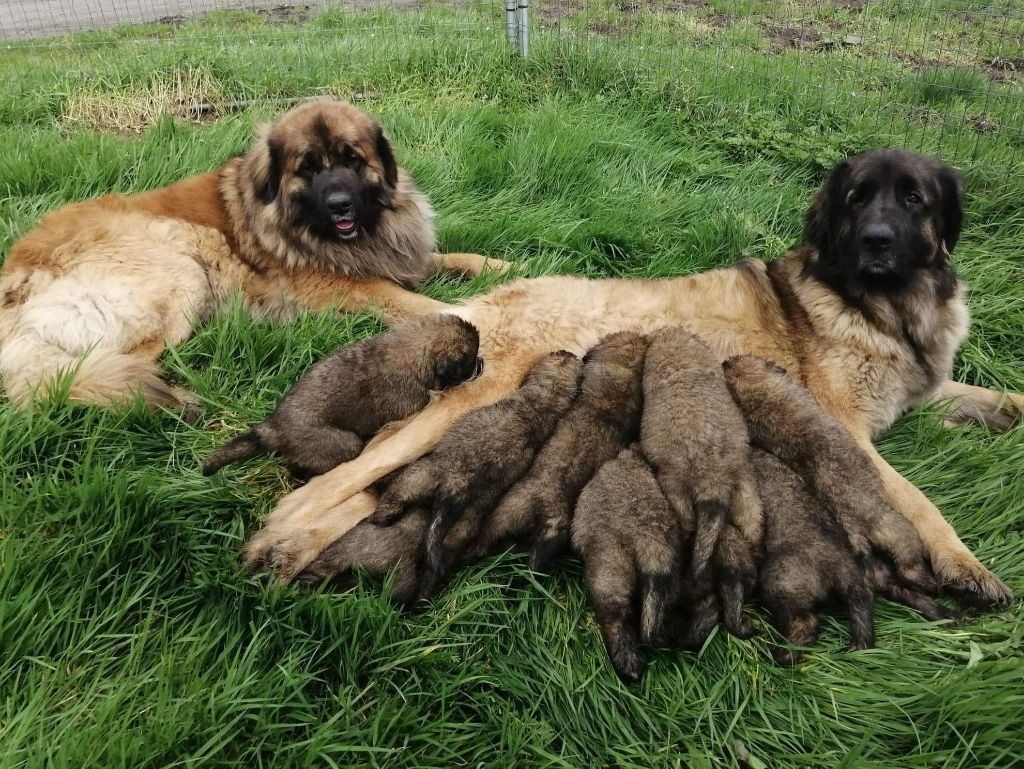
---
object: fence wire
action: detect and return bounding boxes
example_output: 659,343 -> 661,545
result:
2,1 -> 1022,168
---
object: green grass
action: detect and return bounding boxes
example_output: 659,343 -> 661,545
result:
1,3 -> 1023,768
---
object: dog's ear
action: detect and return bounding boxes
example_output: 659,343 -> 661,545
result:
254,138 -> 284,205
374,126 -> 399,189
936,166 -> 964,254
805,159 -> 850,255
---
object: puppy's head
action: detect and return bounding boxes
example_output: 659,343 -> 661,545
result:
248,99 -> 399,245
415,315 -> 482,390
582,331 -> 649,374
805,149 -> 963,294
721,354 -> 789,406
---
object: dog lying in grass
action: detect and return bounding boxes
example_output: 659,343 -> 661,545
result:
640,327 -> 763,639
751,447 -> 956,664
368,350 -> 583,585
202,314 -> 481,479
472,331 -> 649,572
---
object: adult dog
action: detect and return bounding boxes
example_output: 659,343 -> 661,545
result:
0,99 -> 506,411
248,148 -> 1021,607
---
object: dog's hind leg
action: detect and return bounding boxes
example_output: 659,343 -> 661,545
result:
246,355 -> 533,572
434,253 -> 513,279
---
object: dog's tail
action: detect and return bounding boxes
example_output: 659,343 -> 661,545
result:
203,428 -> 271,475
689,499 -> 729,581
1,332 -> 184,410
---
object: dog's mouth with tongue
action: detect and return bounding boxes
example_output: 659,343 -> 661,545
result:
333,214 -> 358,240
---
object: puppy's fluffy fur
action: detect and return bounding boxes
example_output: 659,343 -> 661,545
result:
474,332 -> 649,571
722,355 -> 933,592
640,326 -> 763,637
203,315 -> 480,478
370,350 -> 584,581
753,448 -> 955,663
572,446 -> 687,683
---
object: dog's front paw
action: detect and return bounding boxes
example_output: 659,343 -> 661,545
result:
935,555 -> 1013,608
244,528 -> 329,584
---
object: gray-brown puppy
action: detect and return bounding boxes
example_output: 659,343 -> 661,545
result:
203,314 -> 481,479
572,446 -> 689,683
369,350 -> 584,581
752,448 -> 955,664
722,355 -> 933,593
640,326 -> 763,638
472,331 -> 649,572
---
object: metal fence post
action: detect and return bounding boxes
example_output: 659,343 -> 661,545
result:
516,0 -> 529,56
505,0 -> 517,49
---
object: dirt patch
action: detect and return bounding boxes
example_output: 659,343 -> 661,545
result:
830,0 -> 870,10
707,12 -> 735,29
767,24 -> 822,50
969,114 -> 999,136
257,4 -> 311,24
985,55 -> 1024,84
590,19 -> 629,38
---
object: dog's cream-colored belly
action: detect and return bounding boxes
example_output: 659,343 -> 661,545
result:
0,213 -> 219,405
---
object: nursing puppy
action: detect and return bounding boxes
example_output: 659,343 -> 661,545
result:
572,446 -> 688,683
473,331 -> 649,571
752,448 -> 955,664
723,355 -> 934,593
640,326 -> 762,638
203,315 -> 481,479
369,351 -> 584,581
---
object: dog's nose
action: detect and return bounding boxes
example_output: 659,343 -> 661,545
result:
325,191 -> 352,214
861,224 -> 895,252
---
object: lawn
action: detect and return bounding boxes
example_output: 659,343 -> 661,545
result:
1,2 -> 1023,767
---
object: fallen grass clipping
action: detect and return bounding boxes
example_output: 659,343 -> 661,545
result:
1,2 -> 1022,768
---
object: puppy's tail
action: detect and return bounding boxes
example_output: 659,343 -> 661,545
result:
689,500 -> 728,581
842,578 -> 875,651
202,428 -> 270,475
639,570 -> 672,646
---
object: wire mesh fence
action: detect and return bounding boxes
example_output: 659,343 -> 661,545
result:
2,1 -> 1022,167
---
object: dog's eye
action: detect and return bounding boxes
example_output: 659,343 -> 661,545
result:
298,154 -> 320,178
906,190 -> 922,204
342,147 -> 364,169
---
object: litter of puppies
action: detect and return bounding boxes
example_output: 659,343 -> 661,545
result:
206,321 -> 966,681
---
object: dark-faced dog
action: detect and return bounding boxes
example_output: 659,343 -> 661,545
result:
203,315 -> 481,478
805,148 -> 963,304
253,148 -> 1018,612
722,355 -> 934,593
572,446 -> 688,683
472,331 -> 649,572
640,326 -> 763,638
368,351 -> 584,584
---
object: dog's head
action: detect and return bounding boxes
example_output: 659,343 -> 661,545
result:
249,99 -> 399,244
804,149 -> 963,293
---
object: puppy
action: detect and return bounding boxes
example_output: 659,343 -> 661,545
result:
572,446 -> 688,683
640,326 -> 762,638
203,314 -> 481,479
296,506 -> 431,605
752,448 -> 955,664
722,355 -> 933,593
369,350 -> 584,581
473,331 -> 649,572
